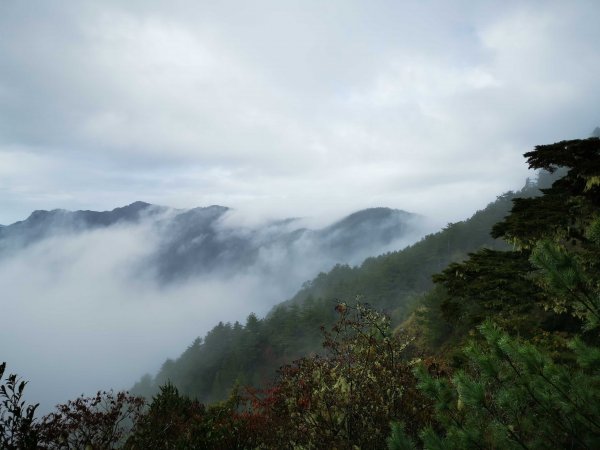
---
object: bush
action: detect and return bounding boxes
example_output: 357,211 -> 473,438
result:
39,390 -> 145,449
252,303 -> 434,448
0,362 -> 40,450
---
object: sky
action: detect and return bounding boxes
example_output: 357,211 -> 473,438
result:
1,0 -> 599,225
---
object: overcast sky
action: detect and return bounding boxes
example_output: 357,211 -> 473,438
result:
1,0 -> 599,226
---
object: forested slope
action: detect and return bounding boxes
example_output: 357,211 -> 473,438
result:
132,172 -> 554,403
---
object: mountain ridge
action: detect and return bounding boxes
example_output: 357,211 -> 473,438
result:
0,202 -> 426,286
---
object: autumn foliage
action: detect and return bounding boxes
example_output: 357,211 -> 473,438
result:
1,304 -> 435,449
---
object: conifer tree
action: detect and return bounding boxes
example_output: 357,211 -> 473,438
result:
389,322 -> 600,449
389,138 -> 600,449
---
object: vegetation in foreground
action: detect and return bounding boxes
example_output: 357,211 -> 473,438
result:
2,136 -> 600,448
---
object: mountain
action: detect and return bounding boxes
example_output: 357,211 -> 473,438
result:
151,206 -> 421,281
317,208 -> 415,258
0,201 -> 164,253
592,126 -> 600,138
0,202 -> 426,286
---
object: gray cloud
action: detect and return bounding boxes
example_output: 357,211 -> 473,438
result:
1,1 -> 599,225
0,223 -> 266,411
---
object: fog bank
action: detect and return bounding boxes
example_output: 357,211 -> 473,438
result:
0,207 -> 433,412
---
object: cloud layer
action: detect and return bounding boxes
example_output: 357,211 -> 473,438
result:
0,205 -> 432,412
1,1 -> 599,226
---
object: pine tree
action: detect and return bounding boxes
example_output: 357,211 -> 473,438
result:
389,137 -> 600,449
388,321 -> 600,449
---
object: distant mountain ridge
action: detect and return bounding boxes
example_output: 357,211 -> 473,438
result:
0,202 -> 426,284
1,200 -> 159,236
0,201 -> 165,254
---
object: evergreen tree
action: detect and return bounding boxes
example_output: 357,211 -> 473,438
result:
389,137 -> 600,449
389,321 -> 600,449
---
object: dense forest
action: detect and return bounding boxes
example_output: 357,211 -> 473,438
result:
2,137 -> 599,448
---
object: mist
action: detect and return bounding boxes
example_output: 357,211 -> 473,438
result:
0,206 -> 433,412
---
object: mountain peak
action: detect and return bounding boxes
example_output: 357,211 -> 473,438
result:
328,207 -> 414,231
125,201 -> 152,209
27,208 -> 64,221
592,126 -> 600,138
110,201 -> 154,215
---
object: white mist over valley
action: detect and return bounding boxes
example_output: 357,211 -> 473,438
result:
0,202 -> 434,410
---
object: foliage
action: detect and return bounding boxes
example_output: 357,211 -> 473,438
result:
389,321 -> 600,449
411,287 -> 454,352
433,249 -> 546,337
531,236 -> 600,332
126,382 -> 260,449
1,363 -> 145,450
125,383 -> 205,449
388,137 -> 600,448
247,304 -> 435,449
493,138 -> 600,247
0,362 -> 39,450
128,305 -> 437,448
422,138 -> 600,349
387,422 -> 417,450
38,390 -> 145,449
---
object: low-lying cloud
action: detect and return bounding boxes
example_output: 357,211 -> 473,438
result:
0,207 -> 433,412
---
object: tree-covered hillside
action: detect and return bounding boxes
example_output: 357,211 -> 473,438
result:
131,170 -> 556,403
